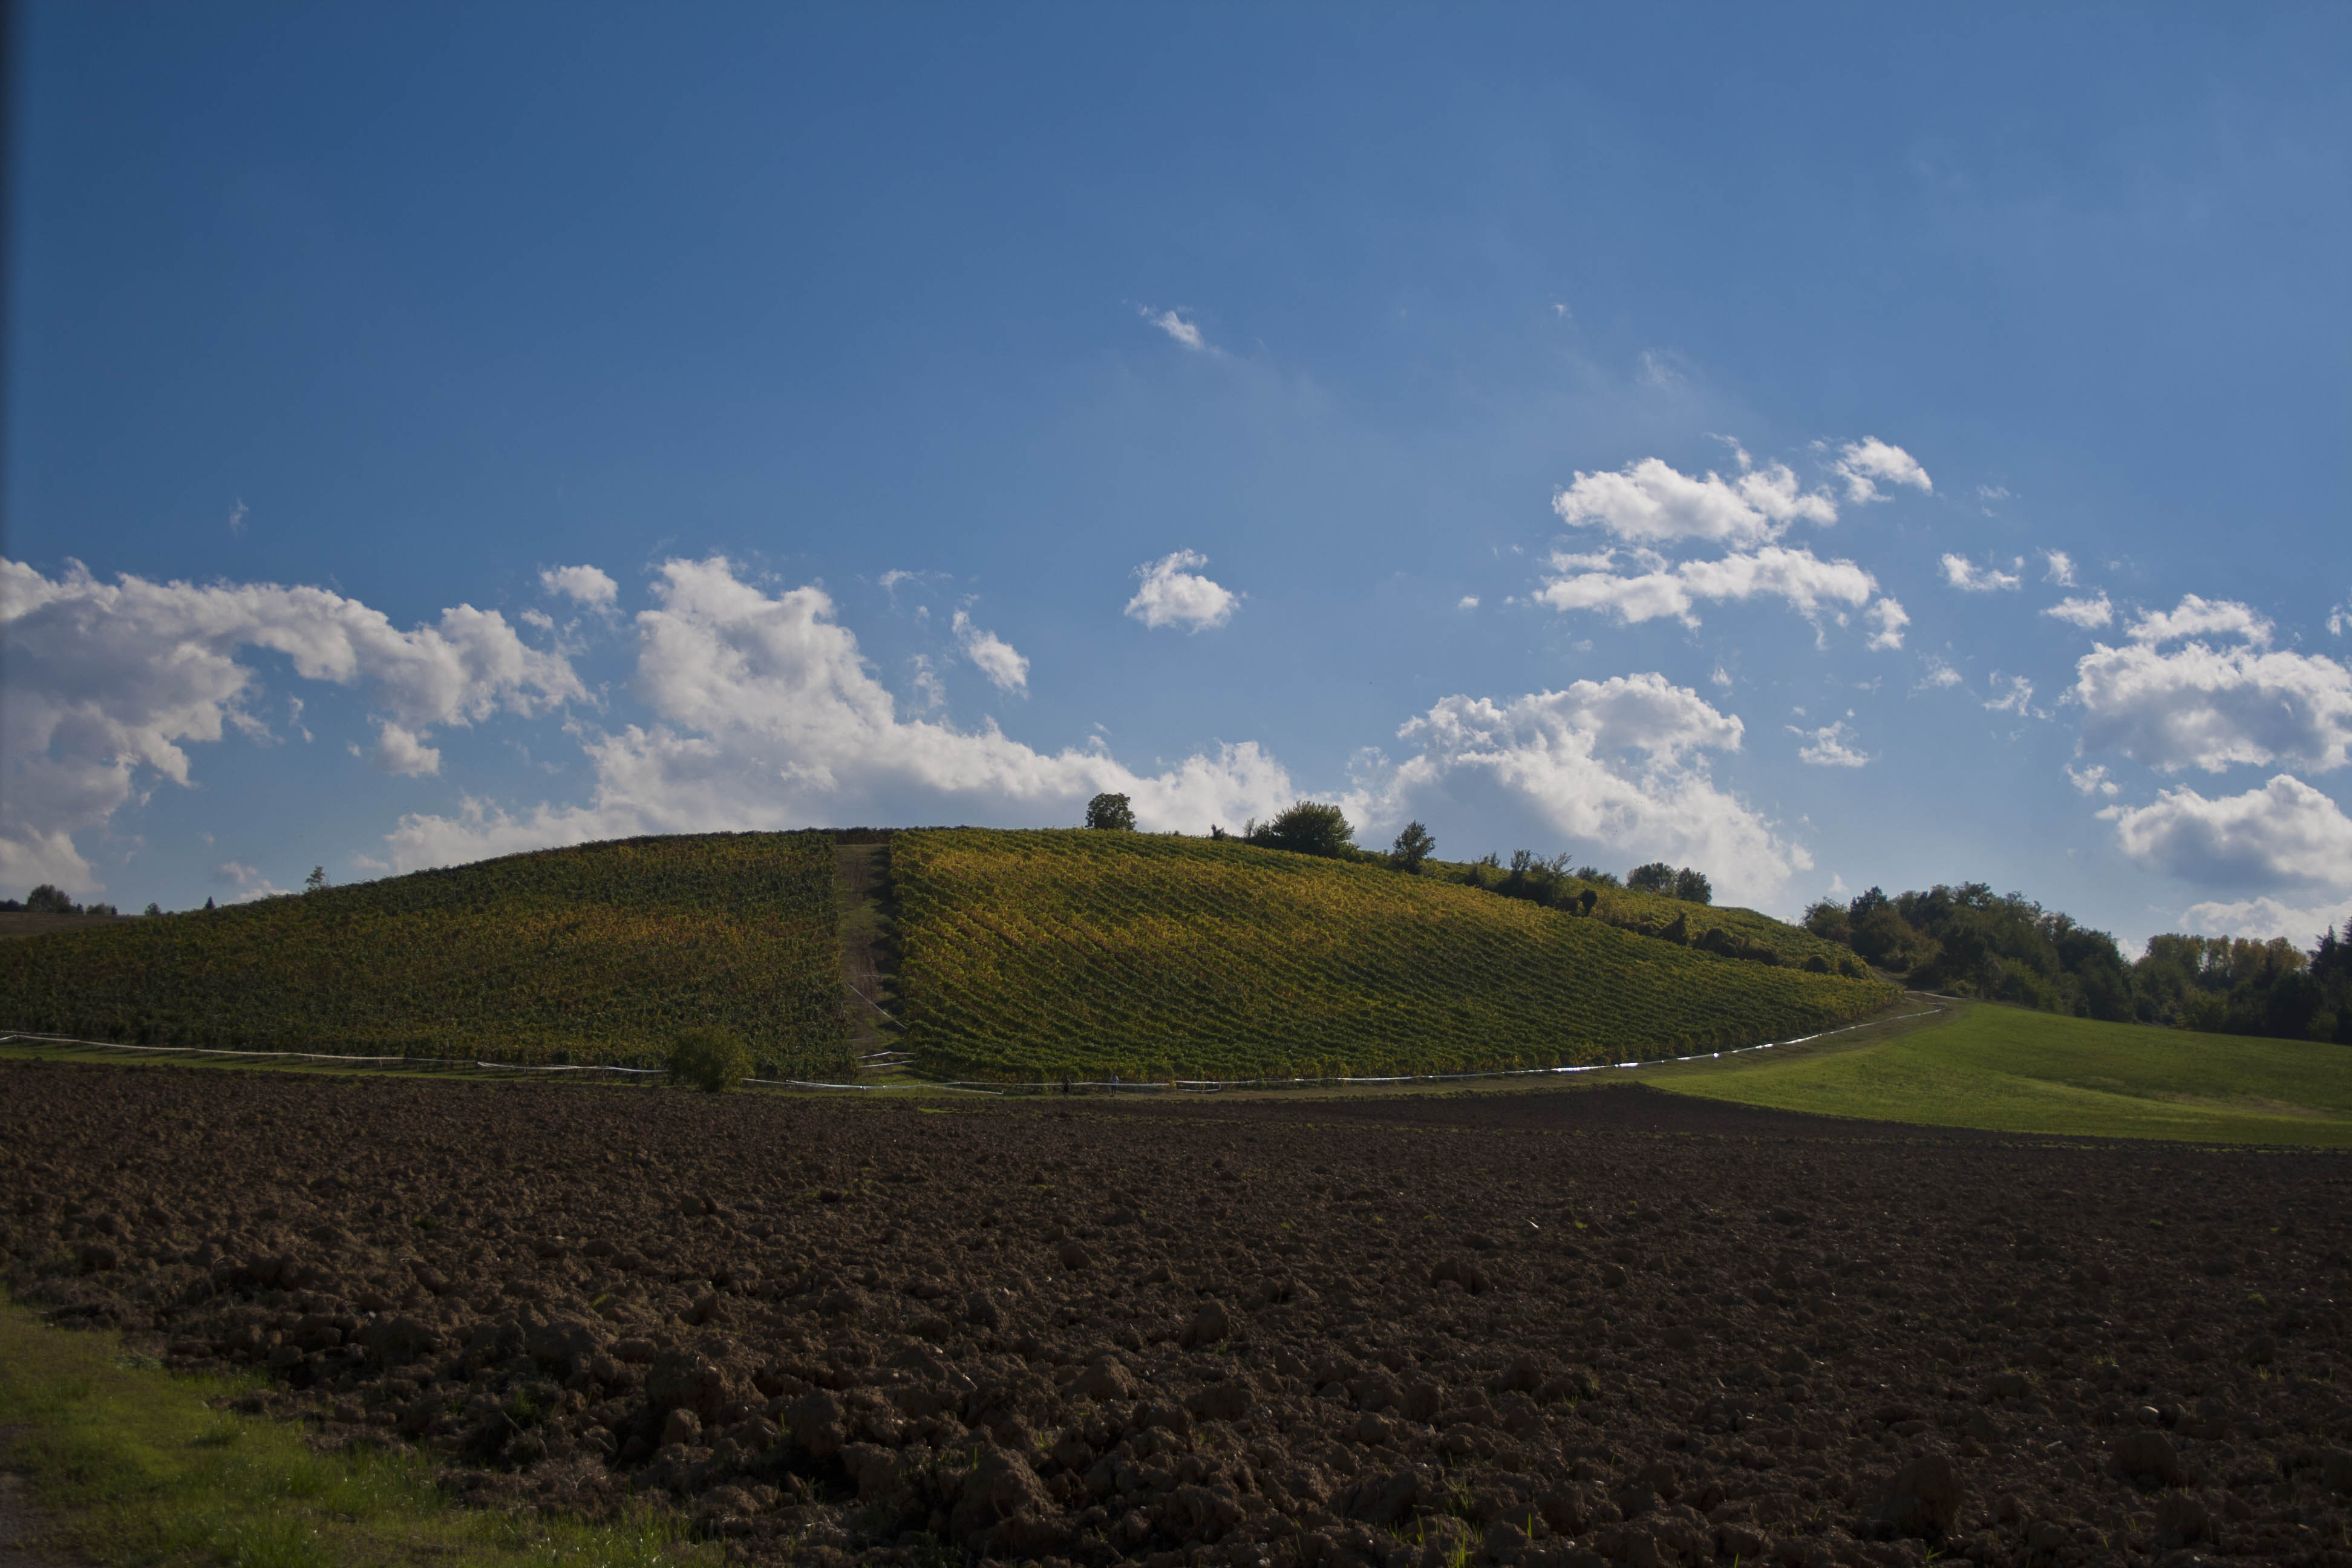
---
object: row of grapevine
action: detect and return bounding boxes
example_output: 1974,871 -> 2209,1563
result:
0,832 -> 851,1073
892,829 -> 1900,1080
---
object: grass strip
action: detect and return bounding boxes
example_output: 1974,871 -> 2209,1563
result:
1664,998 -> 2352,1145
0,1297 -> 714,1568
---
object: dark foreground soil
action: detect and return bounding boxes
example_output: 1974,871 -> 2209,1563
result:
4,1062 -> 2351,1568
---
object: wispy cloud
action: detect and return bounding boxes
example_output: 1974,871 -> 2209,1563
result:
227,499 -> 249,538
1940,554 -> 2023,593
1829,437 -> 1932,503
2043,592 -> 2113,629
1790,719 -> 1872,767
952,609 -> 1030,694
1140,307 -> 1211,353
2041,550 -> 2077,587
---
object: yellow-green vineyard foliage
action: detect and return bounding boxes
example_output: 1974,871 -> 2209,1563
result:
892,829 -> 1900,1080
0,833 -> 849,1073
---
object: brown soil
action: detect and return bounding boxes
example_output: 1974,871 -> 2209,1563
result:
4,1060 -> 2350,1568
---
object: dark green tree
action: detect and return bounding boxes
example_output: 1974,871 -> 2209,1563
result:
24,884 -> 78,915
1673,867 -> 1713,905
1251,800 -> 1356,858
1389,820 -> 1435,872
1626,862 -> 1677,895
1083,792 -> 1137,831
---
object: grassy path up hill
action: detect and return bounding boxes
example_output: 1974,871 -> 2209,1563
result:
892,829 -> 1897,1081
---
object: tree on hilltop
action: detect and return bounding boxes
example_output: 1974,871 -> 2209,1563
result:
1390,820 -> 1435,872
1083,792 -> 1137,831
1248,801 -> 1356,858
1626,862 -> 1677,895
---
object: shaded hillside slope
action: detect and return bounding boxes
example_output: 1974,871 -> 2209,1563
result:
0,833 -> 848,1073
892,829 -> 1898,1079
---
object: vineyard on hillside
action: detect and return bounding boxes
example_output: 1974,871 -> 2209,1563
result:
0,833 -> 849,1073
892,829 -> 1899,1080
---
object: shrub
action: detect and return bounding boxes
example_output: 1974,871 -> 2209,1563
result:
668,1027 -> 752,1093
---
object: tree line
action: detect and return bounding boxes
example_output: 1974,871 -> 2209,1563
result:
1082,794 -> 1715,906
1802,883 -> 2352,1044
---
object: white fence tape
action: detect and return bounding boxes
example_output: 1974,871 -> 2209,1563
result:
1,996 -> 1942,1097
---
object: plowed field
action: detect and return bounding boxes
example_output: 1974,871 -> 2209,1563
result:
4,1062 -> 2348,1568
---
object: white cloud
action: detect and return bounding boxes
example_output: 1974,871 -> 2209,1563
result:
1790,720 -> 1871,768
2331,594 -> 2348,637
1551,455 -> 1836,548
1940,554 -> 2023,593
1864,597 -> 1909,650
383,558 -> 1300,872
2041,550 -> 2078,587
1976,485 -> 2013,514
1140,307 -> 1209,352
2103,774 -> 2352,890
228,499 -> 249,538
1457,596 -> 1480,610
0,557 -> 585,896
540,564 -> 619,608
1985,674 -> 2036,715
2071,618 -> 2352,774
2043,593 -> 2113,629
211,860 -> 291,903
2176,892 -> 2352,945
1348,675 -> 1806,904
2127,594 -> 2272,648
952,610 -> 1030,694
1830,438 -> 1932,503
1915,657 -> 1964,691
1534,545 -> 1877,629
1125,549 -> 1238,632
908,654 -> 946,711
2065,762 -> 2120,798
370,722 -> 443,777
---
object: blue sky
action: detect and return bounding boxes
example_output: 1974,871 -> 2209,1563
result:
6,4 -> 2348,949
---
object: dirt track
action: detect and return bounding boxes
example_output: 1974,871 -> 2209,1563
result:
4,1061 -> 2350,1567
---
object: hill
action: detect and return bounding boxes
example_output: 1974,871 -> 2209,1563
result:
890,828 -> 1898,1080
1659,997 -> 2352,1145
0,833 -> 848,1074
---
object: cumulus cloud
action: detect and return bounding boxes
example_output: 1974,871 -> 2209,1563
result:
952,610 -> 1030,694
1533,545 -> 1877,629
2071,606 -> 2352,774
2103,774 -> 2352,890
2128,594 -> 2272,647
382,557 -> 1301,872
370,722 -> 443,777
1347,675 -> 1808,904
540,564 -> 619,608
1829,438 -> 1932,503
2176,893 -> 2352,945
1551,455 -> 1837,548
0,557 -> 585,895
1864,598 -> 1909,651
2043,593 -> 2113,629
1457,596 -> 1480,610
1125,550 -> 1238,632
1940,554 -> 2022,593
1140,307 -> 1209,352
1790,720 -> 1871,768
2042,550 -> 2078,587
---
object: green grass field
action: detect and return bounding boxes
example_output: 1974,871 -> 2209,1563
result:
1661,996 -> 2352,1145
892,828 -> 1896,1080
0,832 -> 848,1073
0,1296 -> 711,1568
